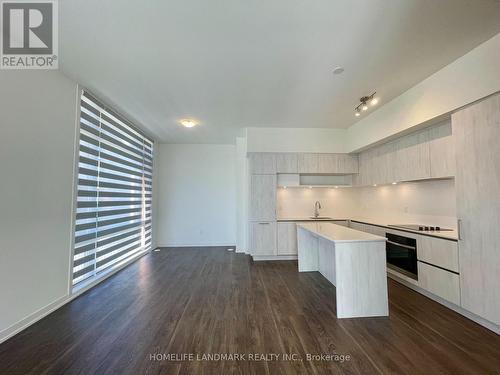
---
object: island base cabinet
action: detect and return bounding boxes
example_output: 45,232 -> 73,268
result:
418,261 -> 460,306
249,222 -> 276,256
335,241 -> 389,318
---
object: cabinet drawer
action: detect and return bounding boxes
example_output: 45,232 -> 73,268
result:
250,222 -> 276,256
418,261 -> 460,305
417,236 -> 459,272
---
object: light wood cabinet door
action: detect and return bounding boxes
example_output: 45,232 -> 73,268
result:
418,261 -> 460,305
349,222 -> 365,232
395,130 -> 431,182
317,154 -> 337,174
359,148 -> 376,186
336,154 -> 359,174
249,174 -> 276,221
250,222 -> 276,256
249,153 -> 276,174
298,153 -> 319,174
429,120 -> 455,178
417,236 -> 459,273
376,141 -> 397,185
452,93 -> 500,325
277,222 -> 297,255
276,153 -> 298,173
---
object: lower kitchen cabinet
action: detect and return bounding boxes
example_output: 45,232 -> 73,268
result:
277,222 -> 297,255
417,236 -> 459,273
249,222 -> 276,256
417,261 -> 460,305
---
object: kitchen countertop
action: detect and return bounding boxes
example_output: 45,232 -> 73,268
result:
277,217 -> 349,222
297,222 -> 387,243
349,217 -> 459,241
278,217 -> 459,241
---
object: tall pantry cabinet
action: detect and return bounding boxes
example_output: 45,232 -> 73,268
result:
452,92 -> 500,326
247,153 -> 277,258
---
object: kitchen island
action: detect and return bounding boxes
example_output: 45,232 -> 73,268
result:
297,222 -> 388,318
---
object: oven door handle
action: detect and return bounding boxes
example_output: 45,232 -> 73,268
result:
386,240 -> 416,250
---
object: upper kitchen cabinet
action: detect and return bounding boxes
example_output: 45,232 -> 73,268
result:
428,120 -> 456,178
276,153 -> 298,173
452,92 -> 500,326
395,129 -> 431,182
355,147 -> 376,186
377,141 -> 397,184
248,153 -> 276,174
298,153 -> 319,173
357,142 -> 397,186
353,121 -> 456,187
249,174 -> 277,221
298,153 -> 358,174
335,154 -> 359,174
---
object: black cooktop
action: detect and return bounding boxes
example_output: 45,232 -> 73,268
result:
388,224 -> 453,232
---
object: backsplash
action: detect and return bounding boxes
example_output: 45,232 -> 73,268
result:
353,179 -> 457,228
276,187 -> 358,219
277,179 -> 457,228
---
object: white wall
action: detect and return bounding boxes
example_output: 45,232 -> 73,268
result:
246,127 -> 348,153
156,144 -> 237,247
347,32 -> 500,151
0,71 -> 78,340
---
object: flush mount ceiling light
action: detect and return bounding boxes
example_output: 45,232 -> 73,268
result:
332,66 -> 345,75
179,119 -> 198,128
354,92 -> 378,117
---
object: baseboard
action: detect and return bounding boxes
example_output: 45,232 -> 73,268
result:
0,250 -> 150,345
157,243 -> 236,248
252,255 -> 298,261
388,273 -> 500,335
0,294 -> 70,344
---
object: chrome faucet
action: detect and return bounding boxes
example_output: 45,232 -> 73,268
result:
314,201 -> 322,218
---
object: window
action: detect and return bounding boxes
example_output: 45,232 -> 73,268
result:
72,91 -> 153,287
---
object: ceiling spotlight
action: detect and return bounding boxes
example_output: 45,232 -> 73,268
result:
392,182 -> 397,185
355,110 -> 361,117
179,119 -> 198,128
355,92 -> 377,114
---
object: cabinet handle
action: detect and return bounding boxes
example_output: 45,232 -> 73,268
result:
457,219 -> 462,240
258,222 -> 270,225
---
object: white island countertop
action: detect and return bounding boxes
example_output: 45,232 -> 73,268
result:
297,222 -> 387,244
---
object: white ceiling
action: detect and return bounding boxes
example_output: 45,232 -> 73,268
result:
60,0 -> 500,143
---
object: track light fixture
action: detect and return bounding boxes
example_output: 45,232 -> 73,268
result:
355,92 -> 378,117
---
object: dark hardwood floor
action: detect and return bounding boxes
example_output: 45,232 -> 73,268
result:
1,247 -> 499,375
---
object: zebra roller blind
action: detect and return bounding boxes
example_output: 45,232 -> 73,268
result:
72,91 -> 153,286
